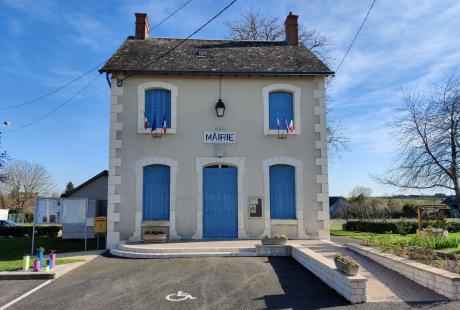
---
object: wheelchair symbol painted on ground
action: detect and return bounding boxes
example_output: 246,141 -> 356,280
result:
166,291 -> 197,302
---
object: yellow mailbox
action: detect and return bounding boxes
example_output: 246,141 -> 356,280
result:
94,217 -> 107,233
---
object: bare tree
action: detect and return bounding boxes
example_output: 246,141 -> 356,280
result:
376,71 -> 460,205
0,133 -> 9,181
0,160 -> 53,213
226,10 -> 349,157
225,9 -> 332,62
327,119 -> 350,157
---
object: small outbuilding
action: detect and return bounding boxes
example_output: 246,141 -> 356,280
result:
61,170 -> 108,238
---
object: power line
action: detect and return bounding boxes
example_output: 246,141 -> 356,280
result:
2,74 -> 100,134
119,0 -> 238,84
1,0 -> 235,134
335,0 -> 377,73
150,0 -> 193,32
0,0 -> 194,111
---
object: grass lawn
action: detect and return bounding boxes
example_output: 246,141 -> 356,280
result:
331,229 -> 460,254
0,258 -> 84,272
0,237 -> 98,271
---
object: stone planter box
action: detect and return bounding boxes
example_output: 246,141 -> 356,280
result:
143,233 -> 166,243
261,238 -> 287,245
334,258 -> 359,276
417,229 -> 448,239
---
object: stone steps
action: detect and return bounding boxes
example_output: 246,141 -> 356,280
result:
116,243 -> 257,254
110,247 -> 257,259
111,243 -> 258,258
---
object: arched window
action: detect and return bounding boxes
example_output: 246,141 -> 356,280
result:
269,91 -> 294,130
137,82 -> 178,134
269,164 -> 296,219
262,83 -> 301,135
145,89 -> 171,130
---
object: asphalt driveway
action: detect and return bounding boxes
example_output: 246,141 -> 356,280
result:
7,254 -> 348,309
5,253 -> 460,310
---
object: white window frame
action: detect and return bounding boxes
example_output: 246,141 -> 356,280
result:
137,82 -> 178,134
262,83 -> 301,135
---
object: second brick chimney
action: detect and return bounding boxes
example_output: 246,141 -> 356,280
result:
284,12 -> 298,45
135,13 -> 149,40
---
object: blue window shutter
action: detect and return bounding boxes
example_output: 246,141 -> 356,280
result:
269,165 -> 296,219
145,89 -> 171,129
268,91 -> 294,130
143,165 -> 170,220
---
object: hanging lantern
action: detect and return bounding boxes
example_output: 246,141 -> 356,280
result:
215,99 -> 225,117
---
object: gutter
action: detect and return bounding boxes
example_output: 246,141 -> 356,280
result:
98,69 -> 335,77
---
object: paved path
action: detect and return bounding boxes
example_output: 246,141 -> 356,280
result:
317,238 -> 448,303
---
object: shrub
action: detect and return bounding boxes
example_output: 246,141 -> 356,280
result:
0,226 -> 61,237
408,236 -> 460,250
445,221 -> 460,232
343,221 -> 418,234
401,203 -> 417,218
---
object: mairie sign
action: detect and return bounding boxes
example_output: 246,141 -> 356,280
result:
204,131 -> 236,144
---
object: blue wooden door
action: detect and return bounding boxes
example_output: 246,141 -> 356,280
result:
143,165 -> 170,220
270,165 -> 296,219
203,166 -> 238,238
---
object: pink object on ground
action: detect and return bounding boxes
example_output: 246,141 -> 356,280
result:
50,253 -> 56,269
33,260 -> 40,272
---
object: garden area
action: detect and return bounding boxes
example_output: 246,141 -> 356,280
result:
331,218 -> 460,274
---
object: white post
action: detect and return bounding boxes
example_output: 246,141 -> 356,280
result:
84,199 -> 88,252
31,198 -> 38,256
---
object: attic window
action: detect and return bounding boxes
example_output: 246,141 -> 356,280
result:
196,50 -> 207,58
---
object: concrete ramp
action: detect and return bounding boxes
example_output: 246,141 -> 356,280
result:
305,240 -> 448,303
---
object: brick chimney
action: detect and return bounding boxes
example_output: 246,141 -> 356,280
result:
284,12 -> 298,45
135,13 -> 149,40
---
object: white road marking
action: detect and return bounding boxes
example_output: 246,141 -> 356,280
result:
0,280 -> 53,310
166,291 -> 197,302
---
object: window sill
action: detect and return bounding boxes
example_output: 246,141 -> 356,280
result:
142,220 -> 169,227
271,219 -> 297,225
264,129 -> 300,135
138,128 -> 176,134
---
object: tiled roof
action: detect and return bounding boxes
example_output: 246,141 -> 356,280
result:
100,37 -> 333,76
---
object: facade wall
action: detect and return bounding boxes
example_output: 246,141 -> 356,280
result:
107,75 -> 329,246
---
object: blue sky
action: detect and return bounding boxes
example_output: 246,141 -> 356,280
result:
0,0 -> 459,196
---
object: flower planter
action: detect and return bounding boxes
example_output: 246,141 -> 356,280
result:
143,233 -> 166,243
50,253 -> 56,269
23,255 -> 30,271
261,238 -> 287,245
334,258 -> 359,276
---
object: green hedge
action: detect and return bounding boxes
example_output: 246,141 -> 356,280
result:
343,220 -> 460,234
445,221 -> 460,232
343,221 -> 418,235
0,226 -> 61,237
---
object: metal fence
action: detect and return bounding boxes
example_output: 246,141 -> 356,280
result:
8,213 -> 33,224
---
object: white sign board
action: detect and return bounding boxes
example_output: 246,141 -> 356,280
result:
61,198 -> 87,224
35,198 -> 61,224
0,209 -> 8,221
204,131 -> 236,144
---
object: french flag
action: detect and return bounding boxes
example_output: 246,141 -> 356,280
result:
276,116 -> 281,130
289,120 -> 294,133
284,116 -> 290,133
162,114 -> 167,134
144,114 -> 149,130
